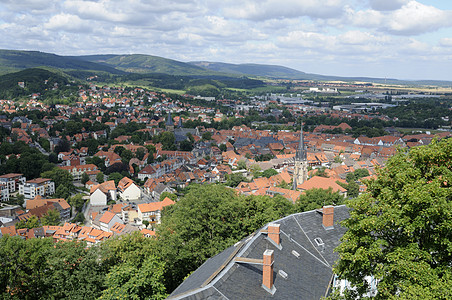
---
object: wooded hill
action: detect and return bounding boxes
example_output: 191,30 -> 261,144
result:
1,49 -> 451,89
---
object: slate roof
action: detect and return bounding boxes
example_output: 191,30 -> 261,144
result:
168,205 -> 349,300
233,137 -> 281,149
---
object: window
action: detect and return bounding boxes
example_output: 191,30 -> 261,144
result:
314,237 -> 324,247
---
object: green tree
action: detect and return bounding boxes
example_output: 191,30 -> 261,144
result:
43,241 -> 108,299
334,138 -> 452,299
225,173 -> 248,187
54,184 -> 71,199
96,172 -> 104,183
81,172 -> 90,185
135,147 -> 146,161
69,194 -> 86,212
315,167 -> 329,178
101,256 -> 166,300
120,149 -> 134,164
41,167 -> 74,190
238,194 -> 295,234
113,145 -> 126,156
159,192 -> 177,202
201,131 -> 212,140
15,215 -> 40,229
100,233 -> 167,299
74,212 -> 85,223
237,160 -> 247,170
156,185 -> 243,291
179,140 -> 193,151
154,131 -> 176,151
295,188 -> 345,212
219,143 -> 227,152
41,208 -> 60,226
262,168 -> 278,178
108,172 -> 123,186
0,236 -> 54,299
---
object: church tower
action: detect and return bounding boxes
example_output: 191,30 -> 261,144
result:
166,111 -> 174,132
292,127 -> 308,190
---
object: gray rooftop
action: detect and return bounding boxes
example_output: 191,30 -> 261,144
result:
168,205 -> 349,300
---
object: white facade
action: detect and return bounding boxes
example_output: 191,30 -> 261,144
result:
90,188 -> 107,206
0,183 -> 9,202
100,214 -> 123,232
0,174 -> 25,193
119,183 -> 141,201
19,179 -> 55,200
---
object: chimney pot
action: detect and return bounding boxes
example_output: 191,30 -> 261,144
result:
262,249 -> 274,291
323,205 -> 334,228
268,223 -> 280,245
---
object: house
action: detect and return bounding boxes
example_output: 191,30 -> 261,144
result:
297,176 -> 347,197
110,222 -> 139,236
0,225 -> 17,237
140,228 -> 156,238
26,196 -> 71,220
117,177 -> 141,201
138,165 -> 157,180
152,183 -> 173,201
168,205 -> 349,299
265,187 -> 301,204
59,164 -> 99,181
19,178 -> 55,200
89,180 -> 117,206
97,211 -> 123,232
0,182 -> 9,202
137,197 -> 175,225
0,173 -> 26,193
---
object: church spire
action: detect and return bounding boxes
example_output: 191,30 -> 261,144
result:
292,124 -> 308,190
296,126 -> 306,161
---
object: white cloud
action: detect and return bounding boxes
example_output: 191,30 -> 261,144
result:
439,37 -> 452,47
368,0 -> 408,11
44,13 -> 91,32
222,0 -> 346,20
346,6 -> 383,28
385,1 -> 452,35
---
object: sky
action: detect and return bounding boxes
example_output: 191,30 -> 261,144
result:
1,0 -> 452,81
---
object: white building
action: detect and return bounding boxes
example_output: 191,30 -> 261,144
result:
117,177 -> 141,201
89,180 -> 117,206
137,197 -> 175,225
0,173 -> 25,193
98,211 -> 123,232
19,178 -> 55,200
0,182 -> 9,202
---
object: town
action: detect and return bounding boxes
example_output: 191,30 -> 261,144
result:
0,78 -> 451,299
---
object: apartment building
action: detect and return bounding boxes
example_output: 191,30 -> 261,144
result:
19,178 -> 55,200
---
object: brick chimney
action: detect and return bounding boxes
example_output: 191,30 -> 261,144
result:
323,205 -> 334,228
262,249 -> 274,291
268,223 -> 280,245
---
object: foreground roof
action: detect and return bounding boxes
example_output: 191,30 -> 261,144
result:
169,205 -> 349,300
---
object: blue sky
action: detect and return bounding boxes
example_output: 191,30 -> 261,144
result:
1,0 -> 452,81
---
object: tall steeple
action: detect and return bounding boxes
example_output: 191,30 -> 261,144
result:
296,126 -> 307,161
166,111 -> 174,132
292,125 -> 308,190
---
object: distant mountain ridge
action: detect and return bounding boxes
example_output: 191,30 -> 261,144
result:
0,49 -> 450,86
0,50 -> 123,75
74,54 -> 220,76
188,61 -> 311,79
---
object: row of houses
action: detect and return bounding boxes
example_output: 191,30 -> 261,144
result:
89,177 -> 142,206
0,173 -> 55,202
89,197 -> 175,230
0,221 -> 154,245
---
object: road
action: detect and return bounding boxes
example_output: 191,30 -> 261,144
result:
34,142 -> 49,156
